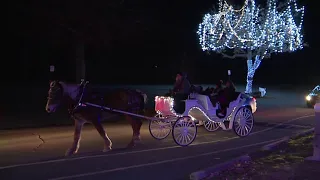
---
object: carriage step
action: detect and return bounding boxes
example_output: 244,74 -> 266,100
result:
194,120 -> 204,126
220,121 -> 231,130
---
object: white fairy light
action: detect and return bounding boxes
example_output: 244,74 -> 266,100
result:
155,96 -> 183,117
197,0 -> 305,93
155,96 -> 239,126
187,105 -> 237,123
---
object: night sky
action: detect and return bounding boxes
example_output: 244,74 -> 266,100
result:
10,0 -> 319,86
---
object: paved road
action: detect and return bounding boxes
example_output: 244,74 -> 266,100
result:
0,92 -> 316,180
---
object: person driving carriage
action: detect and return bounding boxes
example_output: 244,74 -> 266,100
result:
173,72 -> 191,94
217,80 -> 236,116
172,72 -> 191,113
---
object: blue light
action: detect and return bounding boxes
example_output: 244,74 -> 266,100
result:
197,0 -> 305,93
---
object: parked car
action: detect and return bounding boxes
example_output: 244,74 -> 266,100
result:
306,85 -> 320,108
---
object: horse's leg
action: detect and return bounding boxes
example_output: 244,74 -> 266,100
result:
92,120 -> 112,152
126,115 -> 143,148
134,117 -> 143,140
66,119 -> 84,156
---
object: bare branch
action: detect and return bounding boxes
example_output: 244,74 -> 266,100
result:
234,48 -> 246,54
221,52 -> 247,59
198,0 -> 304,57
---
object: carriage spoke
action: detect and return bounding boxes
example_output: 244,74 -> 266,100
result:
239,127 -> 244,136
236,125 -> 241,134
204,119 -> 220,132
233,107 -> 254,137
242,126 -> 246,136
177,135 -> 181,144
149,115 -> 172,140
172,116 -> 197,146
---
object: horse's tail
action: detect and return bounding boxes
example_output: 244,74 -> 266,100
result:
135,89 -> 148,104
142,93 -> 148,104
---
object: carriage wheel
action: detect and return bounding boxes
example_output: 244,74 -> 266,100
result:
172,116 -> 197,146
149,114 -> 172,140
203,120 -> 220,132
233,107 -> 254,137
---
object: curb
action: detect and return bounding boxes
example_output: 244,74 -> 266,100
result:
189,155 -> 251,180
261,137 -> 290,151
189,128 -> 315,180
261,128 -> 314,151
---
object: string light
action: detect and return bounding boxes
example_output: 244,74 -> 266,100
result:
155,96 -> 183,117
310,85 -> 320,95
155,96 -> 238,126
197,0 -> 305,93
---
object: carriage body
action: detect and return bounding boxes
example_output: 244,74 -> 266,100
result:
154,96 -> 178,117
154,93 -> 256,122
150,93 -> 256,146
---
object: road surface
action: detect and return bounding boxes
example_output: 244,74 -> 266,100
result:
0,91 -> 316,180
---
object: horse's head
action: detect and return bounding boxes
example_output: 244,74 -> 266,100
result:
46,81 -> 64,113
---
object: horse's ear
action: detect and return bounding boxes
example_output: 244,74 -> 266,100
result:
49,80 -> 57,86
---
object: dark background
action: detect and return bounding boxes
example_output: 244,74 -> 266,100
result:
1,0 -> 319,128
8,0 -> 319,85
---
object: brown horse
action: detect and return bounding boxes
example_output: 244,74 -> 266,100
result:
45,81 -> 147,156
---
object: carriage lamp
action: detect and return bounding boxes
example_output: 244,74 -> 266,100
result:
306,95 -> 311,101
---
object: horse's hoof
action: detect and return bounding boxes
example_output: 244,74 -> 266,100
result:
103,147 -> 112,152
65,151 -> 74,157
126,142 -> 136,149
65,148 -> 77,156
134,139 -> 142,145
126,141 -> 143,149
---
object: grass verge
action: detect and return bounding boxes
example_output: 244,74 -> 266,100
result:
207,133 -> 317,180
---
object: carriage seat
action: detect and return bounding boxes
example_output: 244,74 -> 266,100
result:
230,92 -> 241,101
195,94 -> 216,110
227,92 -> 241,107
190,85 -> 203,93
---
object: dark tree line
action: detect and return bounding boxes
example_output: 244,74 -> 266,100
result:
12,0 -> 316,85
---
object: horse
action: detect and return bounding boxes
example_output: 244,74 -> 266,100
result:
45,81 -> 147,156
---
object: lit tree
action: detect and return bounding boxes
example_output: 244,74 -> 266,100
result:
197,0 -> 305,93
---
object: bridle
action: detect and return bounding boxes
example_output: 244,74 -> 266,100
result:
47,81 -> 64,103
47,80 -> 89,115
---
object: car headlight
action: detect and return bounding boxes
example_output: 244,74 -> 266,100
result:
306,95 -> 311,101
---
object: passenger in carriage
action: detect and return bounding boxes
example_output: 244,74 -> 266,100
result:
209,80 -> 223,105
217,80 -> 236,116
203,87 -> 211,95
211,80 -> 223,96
172,72 -> 191,113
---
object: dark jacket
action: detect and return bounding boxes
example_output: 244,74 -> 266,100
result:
213,87 -> 222,95
173,77 -> 191,95
221,86 -> 236,101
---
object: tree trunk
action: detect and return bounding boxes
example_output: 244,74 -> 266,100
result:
245,55 -> 262,94
75,38 -> 86,83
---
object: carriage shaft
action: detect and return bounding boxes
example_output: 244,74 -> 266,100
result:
83,102 -> 160,121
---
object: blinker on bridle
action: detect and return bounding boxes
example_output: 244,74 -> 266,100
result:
48,81 -> 63,100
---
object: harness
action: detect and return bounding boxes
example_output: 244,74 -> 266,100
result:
69,80 -> 89,116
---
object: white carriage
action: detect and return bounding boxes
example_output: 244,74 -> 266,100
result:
149,92 -> 257,146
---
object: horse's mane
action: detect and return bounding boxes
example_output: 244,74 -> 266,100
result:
55,81 -> 147,105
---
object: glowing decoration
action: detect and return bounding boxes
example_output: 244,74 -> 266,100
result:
312,85 -> 320,93
197,0 -> 305,93
306,85 -> 320,101
188,106 -> 218,122
155,96 -> 183,117
188,105 -> 237,122
306,95 -> 311,101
